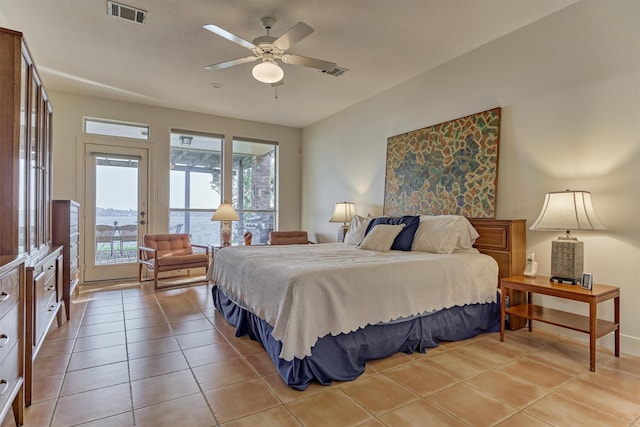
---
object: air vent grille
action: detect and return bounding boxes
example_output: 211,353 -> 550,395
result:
321,66 -> 349,77
107,1 -> 146,24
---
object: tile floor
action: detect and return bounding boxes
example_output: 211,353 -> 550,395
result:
3,280 -> 639,427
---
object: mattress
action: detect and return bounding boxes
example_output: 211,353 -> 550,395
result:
210,243 -> 499,361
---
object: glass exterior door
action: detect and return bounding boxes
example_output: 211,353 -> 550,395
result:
84,143 -> 149,282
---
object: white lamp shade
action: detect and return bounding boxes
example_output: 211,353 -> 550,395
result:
329,202 -> 356,225
211,203 -> 239,221
529,190 -> 606,231
252,60 -> 284,84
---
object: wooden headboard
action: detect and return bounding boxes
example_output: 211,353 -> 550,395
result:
468,219 -> 526,281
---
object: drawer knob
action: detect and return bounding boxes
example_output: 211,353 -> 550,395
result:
48,305 -> 57,312
0,334 -> 9,348
0,380 -> 8,396
46,285 -> 55,291
0,292 -> 9,302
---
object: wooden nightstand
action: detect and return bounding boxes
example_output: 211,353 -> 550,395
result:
499,275 -> 620,371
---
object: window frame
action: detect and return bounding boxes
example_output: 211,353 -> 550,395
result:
83,117 -> 150,140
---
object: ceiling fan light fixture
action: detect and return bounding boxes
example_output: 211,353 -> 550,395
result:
252,59 -> 284,84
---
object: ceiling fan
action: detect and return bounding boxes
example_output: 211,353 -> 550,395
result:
203,17 -> 338,84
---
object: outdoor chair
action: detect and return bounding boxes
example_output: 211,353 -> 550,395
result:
96,224 -> 116,255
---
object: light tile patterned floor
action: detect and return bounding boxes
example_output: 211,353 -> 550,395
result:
3,280 -> 639,427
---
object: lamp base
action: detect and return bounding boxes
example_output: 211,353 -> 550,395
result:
337,225 -> 349,243
221,222 -> 232,246
551,238 -> 583,285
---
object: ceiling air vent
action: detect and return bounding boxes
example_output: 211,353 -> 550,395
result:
107,1 -> 146,24
321,66 -> 349,77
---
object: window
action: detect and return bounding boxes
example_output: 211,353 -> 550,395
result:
169,131 -> 222,245
232,138 -> 277,245
84,118 -> 149,140
169,131 -> 278,246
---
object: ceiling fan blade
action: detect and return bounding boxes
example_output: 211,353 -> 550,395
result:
273,22 -> 314,51
204,56 -> 258,70
281,54 -> 336,71
203,24 -> 255,49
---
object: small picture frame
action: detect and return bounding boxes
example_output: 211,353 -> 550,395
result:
581,273 -> 593,290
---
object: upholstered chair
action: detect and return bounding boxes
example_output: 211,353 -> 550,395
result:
138,233 -> 210,289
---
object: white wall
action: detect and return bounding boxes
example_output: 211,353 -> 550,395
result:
302,0 -> 639,356
49,90 -> 303,233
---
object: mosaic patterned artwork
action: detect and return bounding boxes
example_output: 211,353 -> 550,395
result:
384,108 -> 501,218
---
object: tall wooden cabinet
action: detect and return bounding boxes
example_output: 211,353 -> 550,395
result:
0,27 -> 53,258
52,200 -> 80,321
0,27 -> 62,423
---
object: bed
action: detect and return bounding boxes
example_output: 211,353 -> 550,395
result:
209,217 -> 525,390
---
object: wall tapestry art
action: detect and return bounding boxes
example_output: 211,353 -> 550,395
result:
384,107 -> 501,218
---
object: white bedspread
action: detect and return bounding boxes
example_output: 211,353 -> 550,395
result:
211,243 -> 498,361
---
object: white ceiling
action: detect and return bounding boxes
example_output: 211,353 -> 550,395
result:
0,0 -> 579,128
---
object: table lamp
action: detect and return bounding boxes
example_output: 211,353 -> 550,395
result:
212,202 -> 239,246
329,201 -> 356,242
529,190 -> 606,284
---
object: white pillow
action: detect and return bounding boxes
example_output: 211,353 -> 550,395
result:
411,215 -> 480,254
359,224 -> 405,252
344,214 -> 371,245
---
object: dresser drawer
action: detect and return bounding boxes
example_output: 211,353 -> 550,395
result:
0,304 -> 19,365
70,204 -> 79,225
70,238 -> 79,270
30,255 -> 57,282
34,271 -> 58,345
35,266 -> 57,305
37,292 -> 58,340
0,268 -> 20,320
0,339 -> 20,414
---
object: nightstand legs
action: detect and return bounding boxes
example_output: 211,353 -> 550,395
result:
589,300 -> 597,372
499,290 -> 506,342
614,296 -> 620,357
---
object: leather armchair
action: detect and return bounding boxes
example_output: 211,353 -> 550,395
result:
268,230 -> 313,245
138,233 -> 210,289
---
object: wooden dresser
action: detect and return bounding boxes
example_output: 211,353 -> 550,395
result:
469,219 -> 527,330
0,256 -> 25,426
52,200 -> 80,321
24,247 -> 63,406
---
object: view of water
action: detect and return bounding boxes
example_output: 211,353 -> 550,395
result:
96,211 -> 270,246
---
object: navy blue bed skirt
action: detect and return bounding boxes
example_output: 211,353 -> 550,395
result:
212,285 -> 500,391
